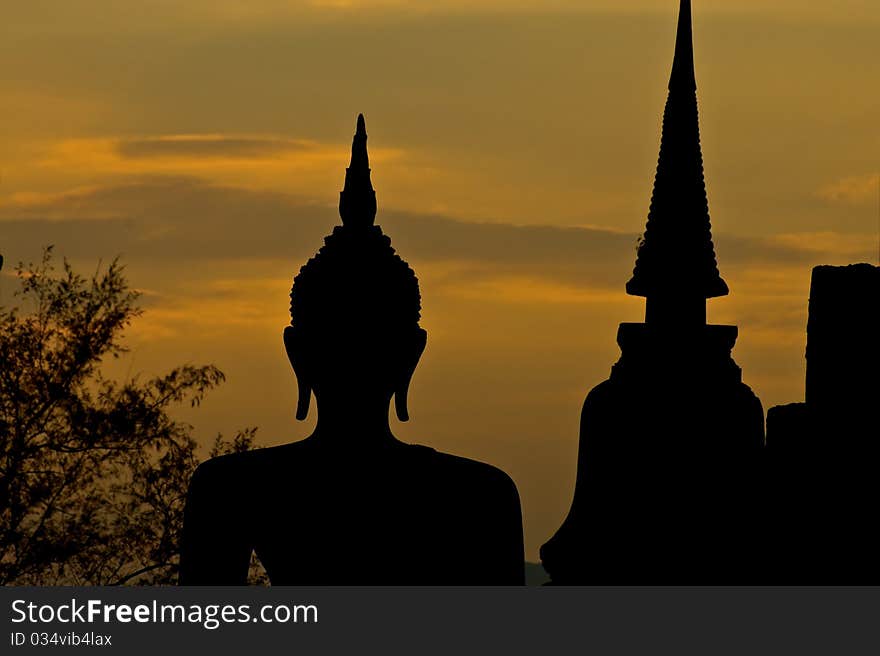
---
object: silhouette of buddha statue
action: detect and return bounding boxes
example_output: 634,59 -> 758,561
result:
540,0 -> 765,584
179,114 -> 525,585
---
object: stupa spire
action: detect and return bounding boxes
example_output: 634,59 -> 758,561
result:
626,0 -> 728,323
339,113 -> 377,228
670,0 -> 696,91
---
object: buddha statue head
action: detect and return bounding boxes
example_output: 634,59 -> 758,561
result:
284,115 -> 427,423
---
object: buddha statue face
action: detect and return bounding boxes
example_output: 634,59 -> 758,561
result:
285,225 -> 426,422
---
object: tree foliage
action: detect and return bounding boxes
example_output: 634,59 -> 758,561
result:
0,248 -> 260,585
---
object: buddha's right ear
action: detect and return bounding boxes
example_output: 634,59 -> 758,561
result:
283,326 -> 311,421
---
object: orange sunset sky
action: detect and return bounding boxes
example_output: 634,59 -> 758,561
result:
1,1 -> 878,560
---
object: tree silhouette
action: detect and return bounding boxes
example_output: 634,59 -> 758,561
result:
0,247 -> 260,585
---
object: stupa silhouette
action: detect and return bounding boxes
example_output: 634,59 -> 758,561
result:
540,0 -> 765,583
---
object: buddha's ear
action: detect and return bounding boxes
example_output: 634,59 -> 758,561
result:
394,328 -> 427,422
283,326 -> 312,421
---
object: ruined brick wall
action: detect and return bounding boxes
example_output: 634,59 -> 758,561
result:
805,264 -> 879,420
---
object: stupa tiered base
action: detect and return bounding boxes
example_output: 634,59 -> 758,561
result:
540,323 -> 765,584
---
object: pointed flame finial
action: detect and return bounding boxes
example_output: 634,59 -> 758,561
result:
339,113 -> 377,227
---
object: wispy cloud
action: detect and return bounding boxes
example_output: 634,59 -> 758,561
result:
817,173 -> 880,206
115,135 -> 314,160
37,135 -> 405,181
770,231 -> 876,259
3,177 -> 874,291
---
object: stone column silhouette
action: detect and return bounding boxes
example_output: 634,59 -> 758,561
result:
766,263 -> 880,582
540,0 -> 765,583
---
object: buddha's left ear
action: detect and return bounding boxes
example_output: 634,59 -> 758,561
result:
283,326 -> 312,421
394,328 -> 427,422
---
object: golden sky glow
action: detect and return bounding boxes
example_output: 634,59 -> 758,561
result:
2,1 -> 878,560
